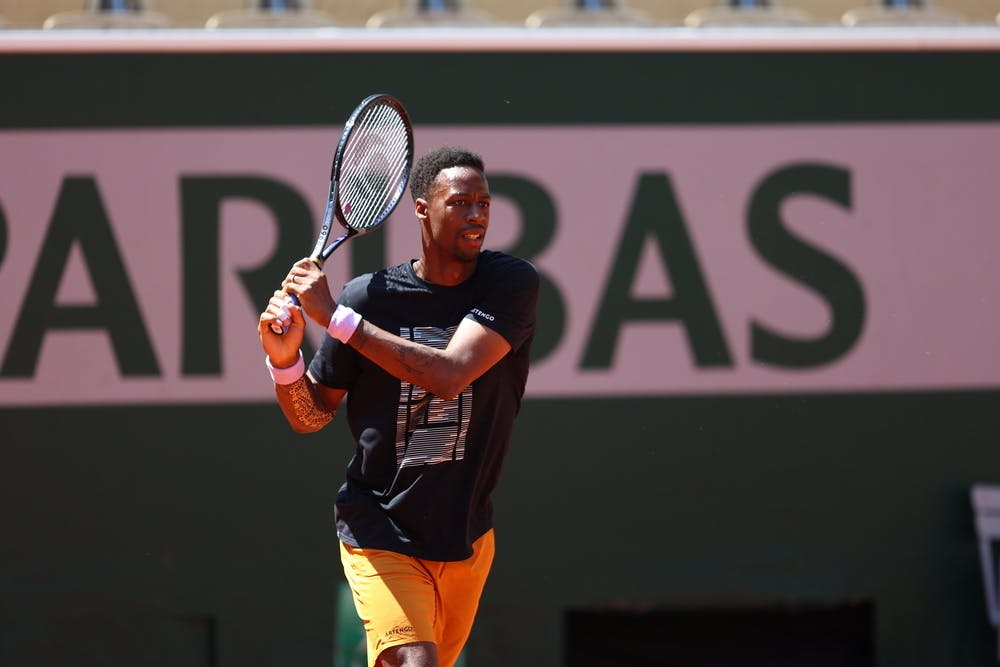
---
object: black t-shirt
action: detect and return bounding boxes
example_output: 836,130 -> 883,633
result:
309,250 -> 538,561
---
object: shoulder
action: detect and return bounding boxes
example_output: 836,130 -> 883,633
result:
477,250 -> 539,286
337,261 -> 419,309
339,272 -> 375,305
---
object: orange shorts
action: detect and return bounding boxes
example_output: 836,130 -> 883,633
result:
339,530 -> 495,667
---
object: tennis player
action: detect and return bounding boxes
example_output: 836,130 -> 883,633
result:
258,146 -> 539,667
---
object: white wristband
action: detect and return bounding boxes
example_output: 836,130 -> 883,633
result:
265,351 -> 305,385
327,304 -> 362,343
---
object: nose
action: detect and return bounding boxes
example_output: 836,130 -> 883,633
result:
468,202 -> 489,223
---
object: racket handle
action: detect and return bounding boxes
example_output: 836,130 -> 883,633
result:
270,294 -> 300,335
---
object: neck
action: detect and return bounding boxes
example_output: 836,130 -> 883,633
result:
413,255 -> 478,286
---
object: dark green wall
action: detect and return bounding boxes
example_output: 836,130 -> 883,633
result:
3,391 -> 999,665
491,392 -> 1000,665
4,51 -> 1000,129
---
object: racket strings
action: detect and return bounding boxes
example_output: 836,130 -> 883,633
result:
339,103 -> 411,230
346,107 -> 409,226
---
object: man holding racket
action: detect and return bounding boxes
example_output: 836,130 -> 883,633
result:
258,146 -> 538,667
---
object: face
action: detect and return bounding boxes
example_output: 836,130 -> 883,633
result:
416,165 -> 491,265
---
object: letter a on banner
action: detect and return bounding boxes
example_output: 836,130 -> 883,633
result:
1,177 -> 159,378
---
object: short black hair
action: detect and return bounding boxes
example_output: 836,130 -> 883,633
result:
409,146 -> 485,201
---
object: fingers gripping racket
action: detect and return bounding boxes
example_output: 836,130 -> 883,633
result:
272,94 -> 414,334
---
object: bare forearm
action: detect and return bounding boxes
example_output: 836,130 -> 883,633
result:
350,321 -> 465,400
275,374 -> 335,433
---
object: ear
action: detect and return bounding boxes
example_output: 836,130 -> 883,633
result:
414,197 -> 430,223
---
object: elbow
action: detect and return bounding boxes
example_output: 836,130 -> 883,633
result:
435,389 -> 460,402
286,411 -> 334,435
429,378 -> 469,402
419,360 -> 475,401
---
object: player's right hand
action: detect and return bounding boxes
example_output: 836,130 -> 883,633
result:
259,290 -> 305,366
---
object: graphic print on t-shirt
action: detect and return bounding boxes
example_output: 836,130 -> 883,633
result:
395,325 -> 472,469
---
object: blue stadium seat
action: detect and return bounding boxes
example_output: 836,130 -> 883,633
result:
205,0 -> 338,29
367,0 -> 499,28
43,0 -> 171,29
526,0 -> 656,27
685,0 -> 812,26
842,0 -> 966,25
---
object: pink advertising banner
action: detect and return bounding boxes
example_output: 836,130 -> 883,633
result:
1,124 -> 998,405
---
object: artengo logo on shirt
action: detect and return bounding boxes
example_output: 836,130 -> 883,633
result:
471,308 -> 496,322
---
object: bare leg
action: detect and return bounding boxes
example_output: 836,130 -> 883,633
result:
377,641 -> 439,667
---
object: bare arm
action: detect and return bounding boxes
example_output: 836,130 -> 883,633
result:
274,372 -> 347,434
280,257 -> 513,401
348,316 -> 511,401
259,279 -> 346,434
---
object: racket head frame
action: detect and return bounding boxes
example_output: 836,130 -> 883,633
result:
310,93 -> 415,265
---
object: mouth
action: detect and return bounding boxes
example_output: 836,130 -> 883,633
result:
460,229 -> 485,244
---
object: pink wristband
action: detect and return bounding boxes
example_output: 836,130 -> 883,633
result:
265,351 -> 305,385
327,304 -> 362,343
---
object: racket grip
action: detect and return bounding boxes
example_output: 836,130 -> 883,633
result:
270,294 -> 300,335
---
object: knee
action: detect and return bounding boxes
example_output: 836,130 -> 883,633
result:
377,641 -> 438,667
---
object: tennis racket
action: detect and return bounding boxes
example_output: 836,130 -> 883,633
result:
272,93 -> 414,334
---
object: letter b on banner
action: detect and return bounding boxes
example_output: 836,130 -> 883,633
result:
489,175 -> 565,364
